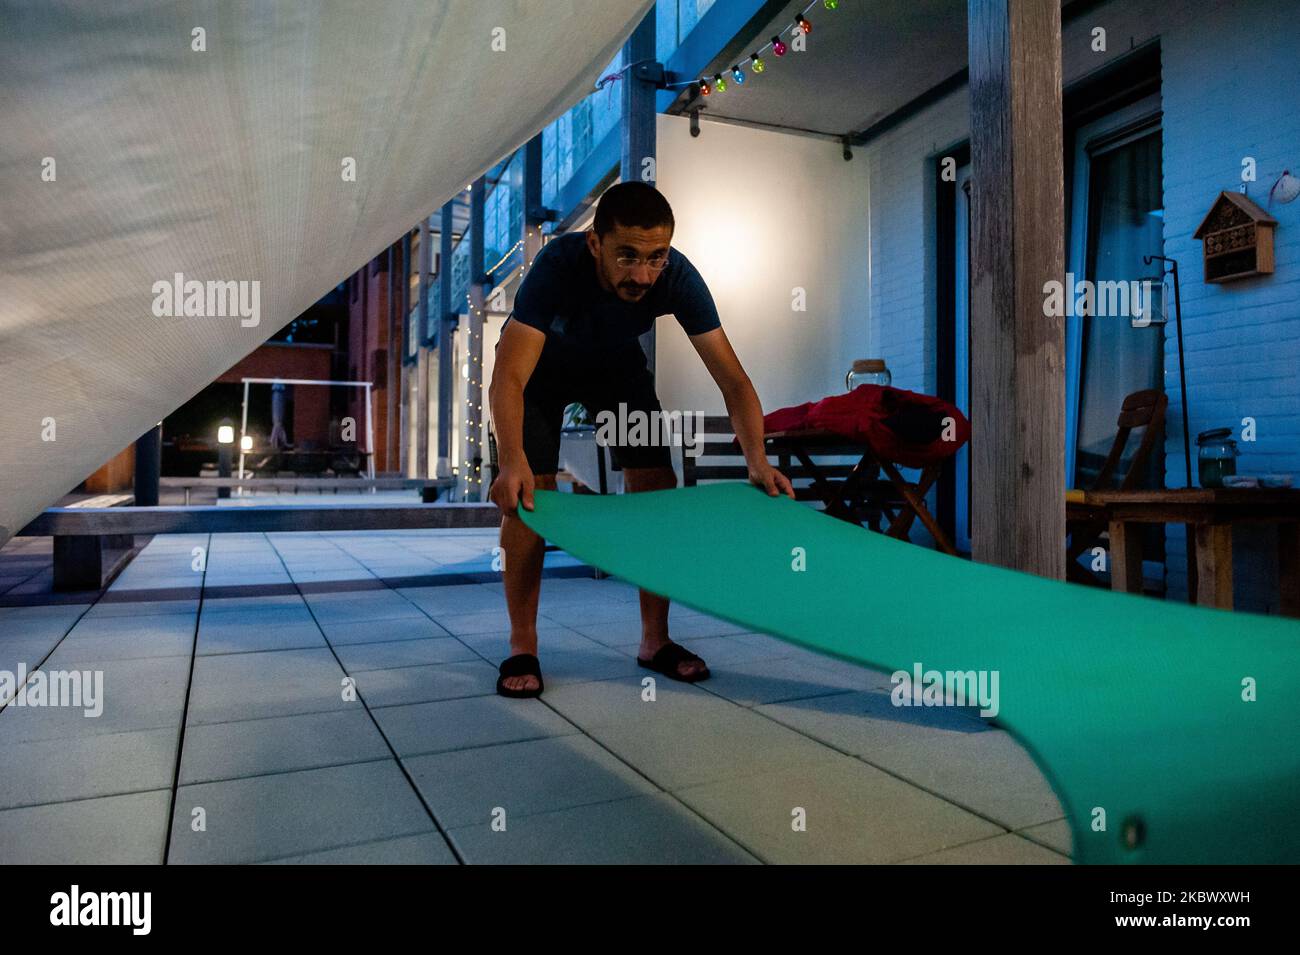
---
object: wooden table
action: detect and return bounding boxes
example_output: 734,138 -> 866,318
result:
1066,488 -> 1300,615
765,428 -> 957,555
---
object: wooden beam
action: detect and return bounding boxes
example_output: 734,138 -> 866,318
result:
967,0 -> 1066,578
622,7 -> 657,370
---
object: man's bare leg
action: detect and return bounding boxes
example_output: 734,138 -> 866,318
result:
622,466 -> 706,679
499,472 -> 557,693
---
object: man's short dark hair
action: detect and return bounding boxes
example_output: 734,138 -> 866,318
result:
592,181 -> 674,236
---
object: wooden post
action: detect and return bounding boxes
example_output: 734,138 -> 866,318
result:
1278,522 -> 1300,617
1108,519 -> 1144,593
1195,523 -> 1234,609
967,0 -> 1066,578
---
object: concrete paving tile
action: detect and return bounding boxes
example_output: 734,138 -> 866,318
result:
732,632 -> 801,656
0,790 -> 171,863
900,832 -> 1070,864
527,647 -> 642,688
395,584 -> 504,616
1018,818 -> 1073,856
320,614 -> 451,645
291,569 -> 377,584
61,612 -> 197,640
670,634 -> 801,667
195,614 -> 326,655
0,605 -> 88,626
260,832 -> 458,864
758,687 -> 990,752
429,611 -> 514,636
353,659 -> 499,708
0,727 -> 178,809
542,674 -> 734,730
168,761 -> 435,864
699,654 -> 879,707
666,614 -> 753,640
537,601 -> 644,626
584,703 -> 848,791
187,648 -> 350,724
570,620 -> 647,648
371,695 -> 579,758
48,628 -> 193,665
405,734 -> 659,829
447,793 -> 758,864
87,597 -> 201,618
0,655 -> 190,742
0,636 -> 68,695
452,626 -> 594,657
302,589 -> 425,623
675,756 -> 1005,864
333,637 -> 478,672
179,709 -> 391,784
198,605 -> 315,627
758,691 -> 1061,829
200,594 -> 307,615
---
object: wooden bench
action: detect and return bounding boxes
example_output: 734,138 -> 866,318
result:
159,476 -> 457,504
19,501 -> 500,592
43,494 -> 139,591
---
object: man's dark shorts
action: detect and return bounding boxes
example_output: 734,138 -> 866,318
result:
513,341 -> 673,475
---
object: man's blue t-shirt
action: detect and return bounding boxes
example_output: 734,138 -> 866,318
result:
504,232 -> 720,360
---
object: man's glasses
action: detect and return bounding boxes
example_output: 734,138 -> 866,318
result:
614,255 -> 669,271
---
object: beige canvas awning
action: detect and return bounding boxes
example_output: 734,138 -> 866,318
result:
0,0 -> 652,543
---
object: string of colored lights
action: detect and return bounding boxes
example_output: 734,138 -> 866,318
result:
699,0 -> 837,96
460,223 -> 546,495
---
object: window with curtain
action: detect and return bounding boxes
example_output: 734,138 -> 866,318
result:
1074,128 -> 1164,490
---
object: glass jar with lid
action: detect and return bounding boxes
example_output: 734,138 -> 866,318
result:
1196,428 -> 1239,488
846,359 -> 891,391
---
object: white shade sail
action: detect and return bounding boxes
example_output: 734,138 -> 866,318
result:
0,0 -> 651,544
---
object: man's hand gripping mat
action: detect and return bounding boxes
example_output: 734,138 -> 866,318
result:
521,482 -> 1300,864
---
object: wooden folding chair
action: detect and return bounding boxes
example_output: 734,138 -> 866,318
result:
1066,388 -> 1167,586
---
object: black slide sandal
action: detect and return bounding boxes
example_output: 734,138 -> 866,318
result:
497,653 -> 544,698
637,642 -> 710,683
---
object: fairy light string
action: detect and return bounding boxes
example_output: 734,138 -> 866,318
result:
699,0 -> 836,96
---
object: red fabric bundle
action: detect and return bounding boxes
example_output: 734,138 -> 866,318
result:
763,385 -> 970,468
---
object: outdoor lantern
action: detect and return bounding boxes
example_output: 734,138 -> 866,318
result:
731,65 -> 745,84
750,52 -> 765,73
824,0 -> 839,9
217,423 -> 235,445
714,72 -> 726,92
240,434 -> 253,452
796,14 -> 812,33
700,77 -> 711,95
771,35 -> 786,56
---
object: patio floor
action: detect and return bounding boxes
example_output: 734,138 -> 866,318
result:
0,522 -> 1072,864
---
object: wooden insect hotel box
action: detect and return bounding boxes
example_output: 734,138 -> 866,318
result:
1193,191 -> 1278,283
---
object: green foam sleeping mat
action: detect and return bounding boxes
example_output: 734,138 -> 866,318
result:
521,482 -> 1300,864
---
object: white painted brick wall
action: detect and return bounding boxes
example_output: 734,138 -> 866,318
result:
860,0 -> 1300,607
